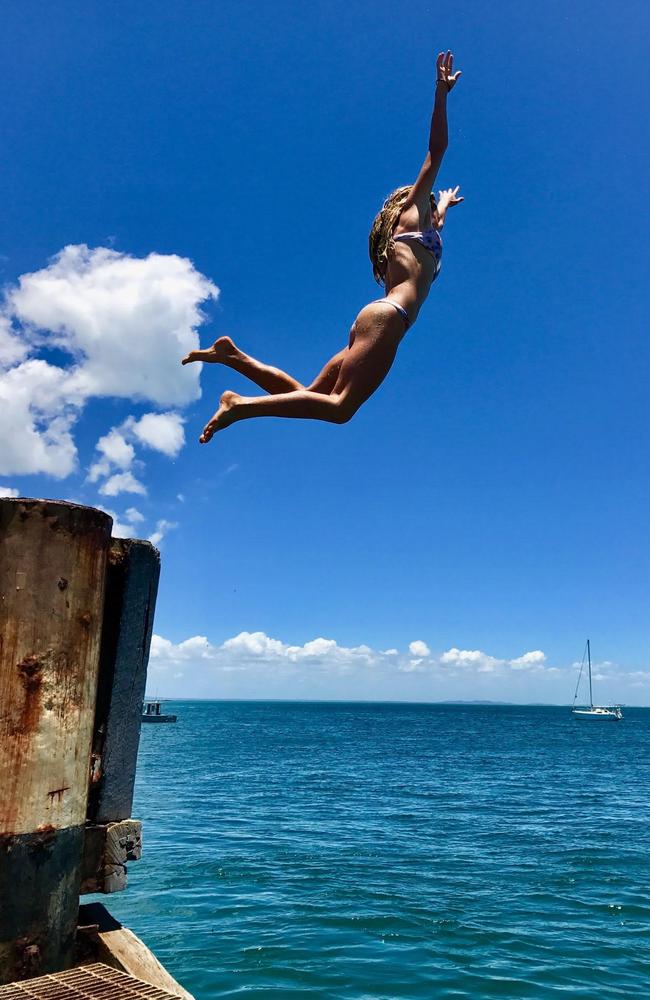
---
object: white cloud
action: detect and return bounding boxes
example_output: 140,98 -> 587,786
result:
148,518 -> 177,546
401,658 -> 426,673
129,412 -> 185,457
97,429 -> 135,468
99,471 -> 147,497
88,428 -> 135,482
0,245 -> 218,478
440,647 -> 504,673
0,486 -> 20,497
440,647 -> 552,675
145,631 -> 582,701
0,315 -> 28,367
409,640 -> 430,657
87,412 -> 185,493
95,504 -> 145,539
510,650 -> 546,669
153,630 -> 379,676
144,631 -> 650,704
0,360 -> 80,477
8,245 -> 217,405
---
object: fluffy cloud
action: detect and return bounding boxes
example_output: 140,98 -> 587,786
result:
440,648 -> 504,673
147,631 -> 571,698
96,504 -> 146,539
88,429 -> 136,482
148,519 -> 177,546
0,245 -> 218,478
87,412 -> 185,494
0,360 -> 80,476
0,315 -> 28,367
439,647 -> 550,674
0,486 -> 20,497
510,650 -> 546,669
145,631 -> 648,703
99,471 -> 147,497
129,412 -> 185,457
151,633 -> 552,676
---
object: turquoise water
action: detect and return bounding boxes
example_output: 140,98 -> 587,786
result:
105,702 -> 650,999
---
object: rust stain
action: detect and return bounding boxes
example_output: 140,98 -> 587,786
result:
47,786 -> 70,802
17,655 -> 42,688
1,499 -> 110,835
15,655 -> 44,741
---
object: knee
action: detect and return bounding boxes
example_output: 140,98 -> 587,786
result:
331,399 -> 357,424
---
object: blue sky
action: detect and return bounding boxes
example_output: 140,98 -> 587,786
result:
1,0 -> 648,702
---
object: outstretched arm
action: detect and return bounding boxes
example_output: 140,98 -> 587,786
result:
400,52 -> 462,222
435,185 -> 464,229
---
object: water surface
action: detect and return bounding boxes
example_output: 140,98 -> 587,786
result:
105,702 -> 650,998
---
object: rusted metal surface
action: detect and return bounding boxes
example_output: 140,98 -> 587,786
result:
88,539 -> 160,825
0,826 -> 83,983
0,962 -> 185,999
0,499 -> 112,981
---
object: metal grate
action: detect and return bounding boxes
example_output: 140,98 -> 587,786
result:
0,963 -> 182,1000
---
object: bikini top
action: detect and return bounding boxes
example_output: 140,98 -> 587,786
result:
394,227 -> 443,278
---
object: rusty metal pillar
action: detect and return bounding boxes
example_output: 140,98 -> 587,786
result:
0,498 -> 112,984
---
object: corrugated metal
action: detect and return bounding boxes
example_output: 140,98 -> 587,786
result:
0,963 -> 180,1000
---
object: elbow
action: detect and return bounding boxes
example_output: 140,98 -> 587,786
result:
428,139 -> 448,157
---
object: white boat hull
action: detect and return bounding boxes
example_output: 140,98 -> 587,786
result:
572,707 -> 622,720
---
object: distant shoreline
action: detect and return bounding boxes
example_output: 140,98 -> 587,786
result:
142,697 -> 647,708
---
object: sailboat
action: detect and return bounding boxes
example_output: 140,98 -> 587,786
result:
571,639 -> 622,720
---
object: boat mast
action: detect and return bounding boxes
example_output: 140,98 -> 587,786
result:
587,638 -> 593,708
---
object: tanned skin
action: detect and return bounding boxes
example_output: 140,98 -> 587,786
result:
182,51 -> 463,443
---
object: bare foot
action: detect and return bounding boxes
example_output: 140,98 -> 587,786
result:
182,336 -> 239,366
199,391 -> 241,443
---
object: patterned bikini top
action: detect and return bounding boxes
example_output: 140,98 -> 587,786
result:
394,227 -> 443,279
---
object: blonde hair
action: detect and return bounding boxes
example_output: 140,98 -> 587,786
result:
368,186 -> 437,284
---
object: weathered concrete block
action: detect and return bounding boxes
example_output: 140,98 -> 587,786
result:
88,539 -> 160,825
80,820 -> 142,894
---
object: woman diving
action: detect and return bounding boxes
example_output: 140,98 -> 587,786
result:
182,51 -> 463,443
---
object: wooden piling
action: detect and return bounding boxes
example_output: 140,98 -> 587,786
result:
0,499 -> 112,984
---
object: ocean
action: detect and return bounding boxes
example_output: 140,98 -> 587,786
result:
104,702 -> 650,999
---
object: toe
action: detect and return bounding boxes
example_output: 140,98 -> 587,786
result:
200,420 -> 216,443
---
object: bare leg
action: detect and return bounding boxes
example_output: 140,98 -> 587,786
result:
182,336 -> 303,394
182,336 -> 348,397
199,305 -> 403,442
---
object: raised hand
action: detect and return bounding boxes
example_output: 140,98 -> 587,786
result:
436,51 -> 462,92
438,185 -> 464,208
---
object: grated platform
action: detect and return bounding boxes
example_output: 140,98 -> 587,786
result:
0,963 -> 181,1000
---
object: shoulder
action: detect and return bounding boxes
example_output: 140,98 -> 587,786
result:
393,197 -> 429,237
